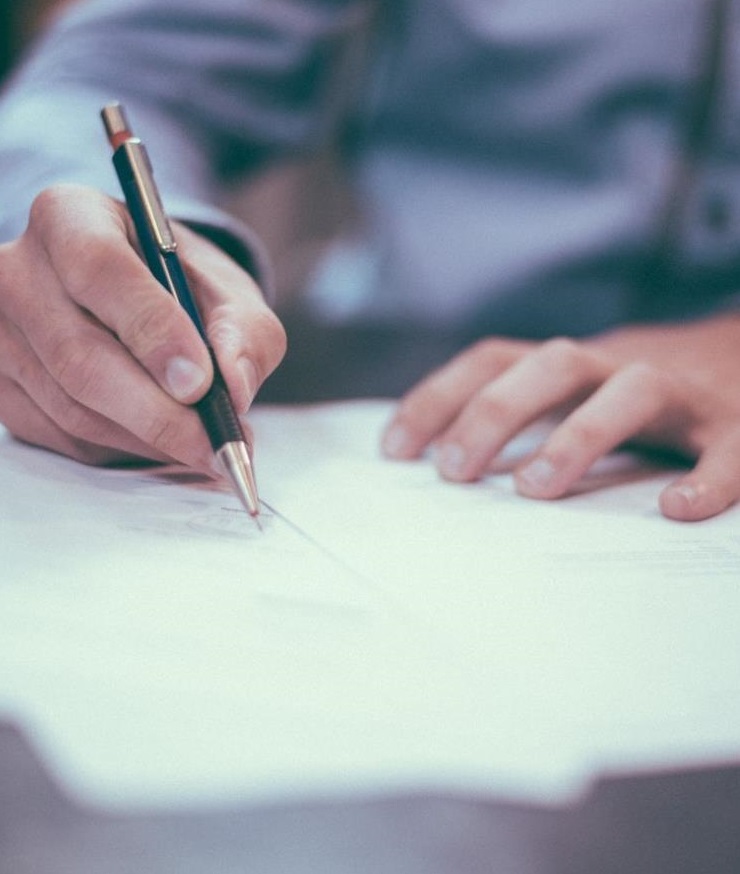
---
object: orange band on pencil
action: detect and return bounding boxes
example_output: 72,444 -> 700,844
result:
109,129 -> 133,150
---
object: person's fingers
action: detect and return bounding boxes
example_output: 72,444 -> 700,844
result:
35,312 -> 211,467
21,185 -> 213,405
4,184 -> 283,468
174,222 -> 287,413
381,338 -> 532,459
0,376 -> 154,467
1,236 -> 214,470
0,312 -> 181,464
659,429 -> 740,521
432,338 -> 609,482
514,361 -> 682,499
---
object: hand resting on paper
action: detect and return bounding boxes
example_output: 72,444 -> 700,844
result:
0,184 -> 285,470
381,316 -> 740,522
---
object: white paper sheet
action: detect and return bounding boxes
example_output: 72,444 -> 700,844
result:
1,400 -> 738,810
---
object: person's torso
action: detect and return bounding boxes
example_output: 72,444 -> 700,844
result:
308,0 -> 740,336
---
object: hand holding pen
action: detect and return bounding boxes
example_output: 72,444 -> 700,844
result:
0,108 -> 284,486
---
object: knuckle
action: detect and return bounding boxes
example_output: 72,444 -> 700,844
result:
52,401 -> 99,442
67,244 -> 119,298
28,184 -> 90,244
28,186 -> 66,230
44,386 -> 105,445
142,415 -> 183,457
391,394 -> 422,426
467,337 -> 496,359
48,333 -> 107,403
14,355 -> 36,388
623,360 -> 668,394
465,338 -> 510,371
398,378 -> 451,422
620,361 -> 679,416
208,303 -> 242,349
123,298 -> 176,355
566,417 -> 611,452
29,184 -> 123,274
414,376 -> 449,406
469,389 -> 516,425
537,337 -> 584,375
5,336 -> 38,389
251,308 -> 288,373
208,304 -> 286,377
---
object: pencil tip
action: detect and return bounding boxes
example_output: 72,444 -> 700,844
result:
216,441 -> 260,519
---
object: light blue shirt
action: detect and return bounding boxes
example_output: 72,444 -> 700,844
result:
0,0 -> 738,339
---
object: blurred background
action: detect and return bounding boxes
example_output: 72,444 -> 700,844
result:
0,0 -> 350,307
0,0 -> 73,81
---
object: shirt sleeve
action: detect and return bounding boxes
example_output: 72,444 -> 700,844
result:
0,0 -> 374,293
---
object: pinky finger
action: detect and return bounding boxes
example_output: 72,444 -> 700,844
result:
659,431 -> 740,521
0,378 -> 144,467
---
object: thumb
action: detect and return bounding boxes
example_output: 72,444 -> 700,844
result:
659,430 -> 740,521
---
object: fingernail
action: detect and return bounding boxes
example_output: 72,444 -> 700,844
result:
662,482 -> 700,517
438,443 -> 467,479
165,356 -> 208,401
671,483 -> 699,505
238,358 -> 259,410
382,424 -> 413,458
517,457 -> 557,494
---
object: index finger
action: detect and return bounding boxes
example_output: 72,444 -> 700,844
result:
26,185 -> 214,404
381,338 -> 532,459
